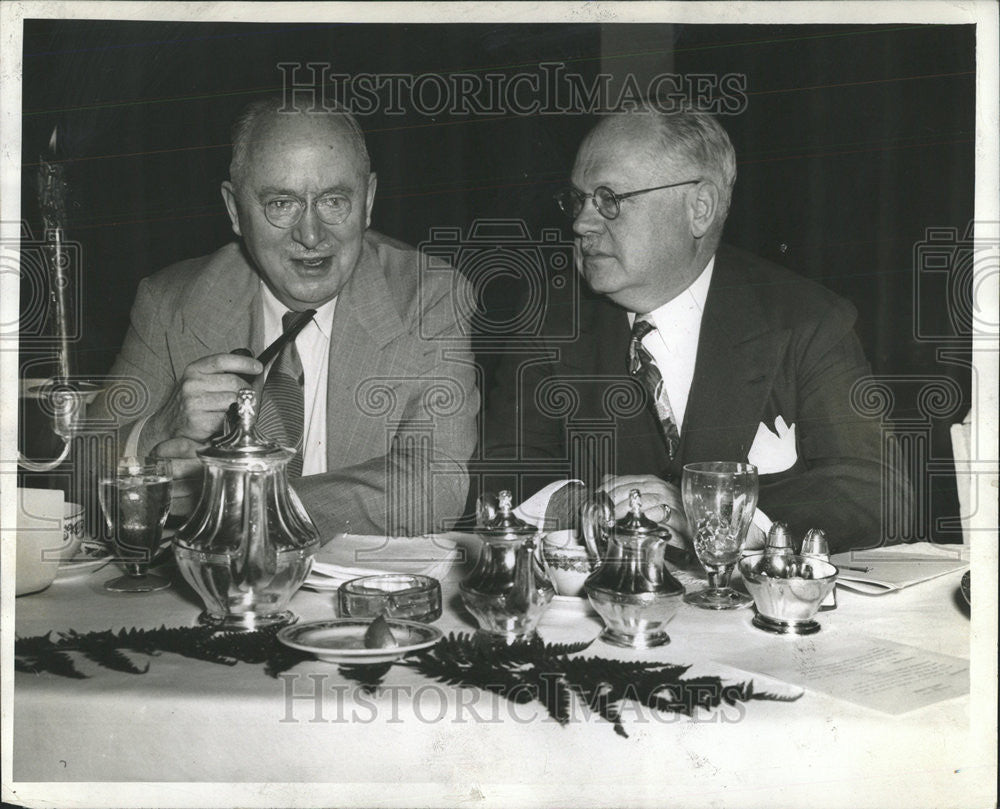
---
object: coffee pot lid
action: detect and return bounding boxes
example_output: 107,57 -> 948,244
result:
198,389 -> 294,462
475,490 -> 537,538
614,489 -> 668,535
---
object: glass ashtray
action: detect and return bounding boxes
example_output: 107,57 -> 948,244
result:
337,574 -> 442,623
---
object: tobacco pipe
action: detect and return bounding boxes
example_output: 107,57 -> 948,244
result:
230,308 -> 316,384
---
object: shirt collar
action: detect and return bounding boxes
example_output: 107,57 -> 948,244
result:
260,282 -> 337,339
628,255 -> 716,331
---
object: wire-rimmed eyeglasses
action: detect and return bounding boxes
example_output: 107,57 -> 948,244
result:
554,179 -> 701,221
260,193 -> 353,228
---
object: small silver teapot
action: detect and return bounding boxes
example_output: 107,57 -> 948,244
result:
459,490 -> 554,643
173,389 -> 320,630
581,489 -> 685,648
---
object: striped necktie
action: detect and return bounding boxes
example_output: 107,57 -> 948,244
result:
257,311 -> 307,477
628,316 -> 681,460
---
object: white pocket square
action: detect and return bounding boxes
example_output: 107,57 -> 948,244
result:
748,416 -> 798,475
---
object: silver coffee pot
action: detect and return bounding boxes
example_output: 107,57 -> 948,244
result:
459,490 -> 554,643
173,389 -> 320,630
581,489 -> 685,648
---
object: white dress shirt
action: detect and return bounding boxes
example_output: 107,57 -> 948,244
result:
127,286 -> 336,472
626,256 -> 772,537
627,256 -> 715,434
260,284 -> 335,476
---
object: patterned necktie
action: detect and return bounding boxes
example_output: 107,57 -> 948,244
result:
257,311 -> 306,477
628,316 -> 681,459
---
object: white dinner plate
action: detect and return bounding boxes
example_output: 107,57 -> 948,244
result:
277,618 -> 443,664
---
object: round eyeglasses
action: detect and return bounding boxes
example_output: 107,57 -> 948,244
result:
554,179 -> 701,221
260,193 -> 353,228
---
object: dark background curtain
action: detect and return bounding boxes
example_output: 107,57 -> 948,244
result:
18,20 -> 974,540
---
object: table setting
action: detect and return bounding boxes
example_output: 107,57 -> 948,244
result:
9,388 -> 984,808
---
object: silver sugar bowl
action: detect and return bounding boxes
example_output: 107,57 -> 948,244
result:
581,489 -> 685,648
173,389 -> 320,630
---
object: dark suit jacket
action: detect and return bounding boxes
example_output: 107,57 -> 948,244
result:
91,230 -> 478,539
482,244 -> 912,552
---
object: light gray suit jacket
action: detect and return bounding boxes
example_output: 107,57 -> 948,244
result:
93,230 -> 479,539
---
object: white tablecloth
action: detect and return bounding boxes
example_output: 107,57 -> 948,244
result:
8,537 -> 992,809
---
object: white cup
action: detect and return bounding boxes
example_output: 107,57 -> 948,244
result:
541,529 -> 594,597
60,501 -> 86,560
15,488 -> 64,596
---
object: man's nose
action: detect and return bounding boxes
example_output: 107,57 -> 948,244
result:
572,197 -> 604,237
291,204 -> 326,249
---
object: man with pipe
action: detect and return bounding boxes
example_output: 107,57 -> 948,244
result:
92,97 -> 477,539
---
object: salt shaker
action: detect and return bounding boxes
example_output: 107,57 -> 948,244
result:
763,521 -> 795,577
802,527 -> 836,610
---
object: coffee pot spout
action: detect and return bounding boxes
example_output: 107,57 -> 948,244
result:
508,535 -> 545,615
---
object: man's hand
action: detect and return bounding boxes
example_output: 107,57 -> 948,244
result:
598,474 -> 691,545
744,522 -> 767,551
151,437 -> 206,518
144,353 -> 262,448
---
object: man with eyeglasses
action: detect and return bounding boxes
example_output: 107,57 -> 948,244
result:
93,97 -> 478,538
482,107 -> 909,553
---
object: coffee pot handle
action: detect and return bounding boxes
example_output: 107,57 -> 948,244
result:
476,492 -> 500,527
534,536 -> 552,579
581,492 -> 614,562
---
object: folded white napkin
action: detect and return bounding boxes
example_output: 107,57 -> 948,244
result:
303,534 -> 462,591
950,409 -> 972,545
748,415 -> 798,475
304,561 -> 399,591
512,479 -> 584,529
831,543 -> 970,595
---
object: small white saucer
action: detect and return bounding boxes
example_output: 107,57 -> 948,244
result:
56,555 -> 113,579
547,595 -> 598,616
277,618 -> 443,665
56,536 -> 174,580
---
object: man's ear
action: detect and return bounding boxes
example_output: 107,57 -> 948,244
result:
364,172 -> 377,228
220,181 -> 242,237
689,181 -> 720,239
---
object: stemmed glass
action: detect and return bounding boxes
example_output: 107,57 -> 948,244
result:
98,458 -> 173,593
682,461 -> 759,610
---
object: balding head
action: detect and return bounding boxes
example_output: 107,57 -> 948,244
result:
585,107 -> 737,235
229,97 -> 370,191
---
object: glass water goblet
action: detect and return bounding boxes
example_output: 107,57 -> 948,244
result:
682,461 -> 759,610
98,458 -> 173,593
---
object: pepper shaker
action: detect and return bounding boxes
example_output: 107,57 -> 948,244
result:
763,521 -> 795,577
802,528 -> 836,610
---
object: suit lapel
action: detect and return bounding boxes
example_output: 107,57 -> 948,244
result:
168,243 -> 262,362
678,252 -> 789,468
567,296 -> 668,482
325,235 -> 407,468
